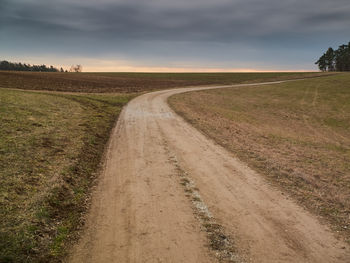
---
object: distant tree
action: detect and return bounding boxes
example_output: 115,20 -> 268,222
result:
335,42 -> 350,71
316,42 -> 350,72
76,65 -> 82,72
315,53 -> 327,71
325,48 -> 335,71
0,60 -> 60,72
69,65 -> 83,73
60,67 -> 64,72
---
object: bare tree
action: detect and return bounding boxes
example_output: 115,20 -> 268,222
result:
69,65 -> 83,72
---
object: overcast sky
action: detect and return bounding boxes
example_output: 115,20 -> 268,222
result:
1,0 -> 349,71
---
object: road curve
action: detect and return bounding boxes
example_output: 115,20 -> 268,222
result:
69,82 -> 350,263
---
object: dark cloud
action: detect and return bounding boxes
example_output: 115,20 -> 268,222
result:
1,0 -> 349,70
2,0 -> 350,42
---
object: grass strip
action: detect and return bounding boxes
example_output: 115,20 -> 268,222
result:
0,89 -> 136,262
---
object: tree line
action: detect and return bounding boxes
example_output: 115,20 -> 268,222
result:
0,60 -> 66,72
315,42 -> 350,72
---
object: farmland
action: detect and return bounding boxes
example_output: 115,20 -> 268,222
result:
0,71 -> 342,262
169,73 -> 350,242
0,71 -> 328,93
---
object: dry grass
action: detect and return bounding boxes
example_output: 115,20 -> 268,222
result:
0,71 -> 330,93
169,73 -> 350,242
0,89 -> 136,262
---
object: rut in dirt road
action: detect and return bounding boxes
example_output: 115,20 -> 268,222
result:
69,82 -> 350,263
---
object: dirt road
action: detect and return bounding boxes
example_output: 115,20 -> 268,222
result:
69,82 -> 350,263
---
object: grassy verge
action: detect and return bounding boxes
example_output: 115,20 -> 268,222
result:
0,89 -> 136,262
169,73 -> 350,242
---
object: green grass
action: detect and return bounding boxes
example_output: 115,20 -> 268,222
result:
0,89 -> 136,262
169,73 -> 350,241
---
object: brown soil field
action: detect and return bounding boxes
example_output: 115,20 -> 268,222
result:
169,73 -> 350,243
0,71 -> 329,93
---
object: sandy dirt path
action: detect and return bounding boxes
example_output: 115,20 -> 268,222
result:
69,82 -> 350,263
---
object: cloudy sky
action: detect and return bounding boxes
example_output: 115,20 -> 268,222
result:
1,0 -> 349,72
